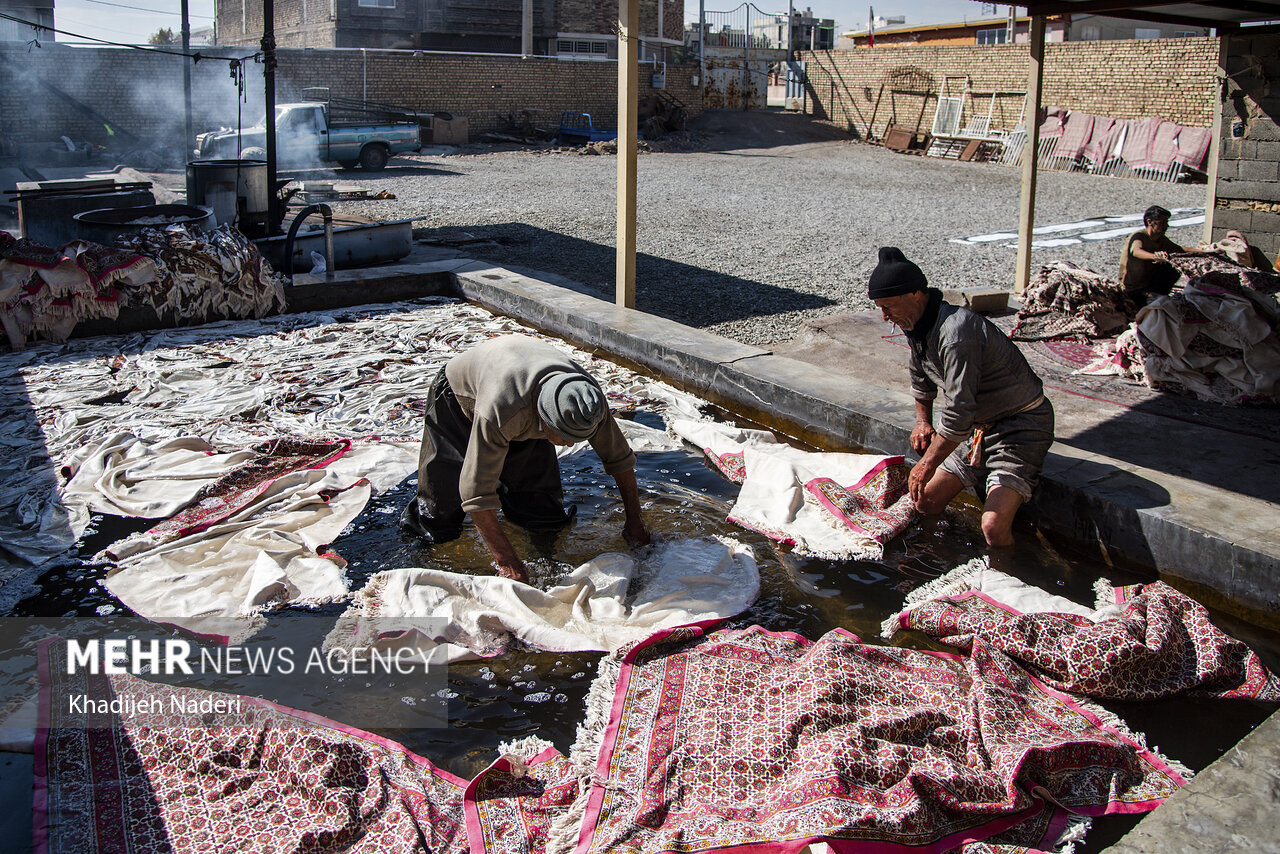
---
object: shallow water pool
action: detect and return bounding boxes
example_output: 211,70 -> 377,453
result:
3,300 -> 1277,853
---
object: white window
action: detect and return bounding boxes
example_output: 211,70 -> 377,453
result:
1175,30 -> 1198,37
556,38 -> 610,58
1135,28 -> 1161,39
976,27 -> 1007,45
1080,25 -> 1100,40
358,0 -> 395,7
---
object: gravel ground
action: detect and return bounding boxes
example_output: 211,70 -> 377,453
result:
279,110 -> 1206,346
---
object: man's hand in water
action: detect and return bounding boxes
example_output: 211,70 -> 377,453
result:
623,517 -> 651,548
494,559 -> 529,584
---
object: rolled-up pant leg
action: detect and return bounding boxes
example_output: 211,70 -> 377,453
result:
402,368 -> 468,540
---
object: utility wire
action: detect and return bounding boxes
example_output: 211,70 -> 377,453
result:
0,10 -> 246,61
76,0 -> 214,19
52,16 -> 167,38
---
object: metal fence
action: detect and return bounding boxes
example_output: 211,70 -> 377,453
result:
700,3 -> 792,51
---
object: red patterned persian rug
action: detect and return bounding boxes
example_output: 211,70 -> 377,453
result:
805,458 -> 915,546
563,625 -> 1186,854
106,437 -> 352,559
36,643 -> 466,854
465,742 -> 582,854
671,419 -> 916,560
886,565 -> 1280,702
35,641 -> 582,854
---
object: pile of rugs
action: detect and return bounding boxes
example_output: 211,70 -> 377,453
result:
34,558 -> 1279,854
0,225 -> 285,351
1015,248 -> 1280,406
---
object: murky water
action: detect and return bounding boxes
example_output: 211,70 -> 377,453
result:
7,409 -> 1278,852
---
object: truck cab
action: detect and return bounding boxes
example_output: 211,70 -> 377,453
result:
196,101 -> 424,171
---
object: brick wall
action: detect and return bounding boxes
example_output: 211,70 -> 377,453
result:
0,43 -> 701,149
1211,34 -> 1280,262
800,37 -> 1218,140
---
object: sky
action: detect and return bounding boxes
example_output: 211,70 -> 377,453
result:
39,0 -> 996,47
685,1 -> 998,35
44,0 -> 215,45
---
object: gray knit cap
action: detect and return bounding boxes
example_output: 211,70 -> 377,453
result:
537,372 -> 606,441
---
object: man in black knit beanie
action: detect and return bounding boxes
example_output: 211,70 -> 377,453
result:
869,247 -> 1054,547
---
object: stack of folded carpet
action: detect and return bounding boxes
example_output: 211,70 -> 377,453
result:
0,225 -> 285,350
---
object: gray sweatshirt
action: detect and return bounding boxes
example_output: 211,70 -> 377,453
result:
445,335 -> 636,513
909,301 -> 1044,444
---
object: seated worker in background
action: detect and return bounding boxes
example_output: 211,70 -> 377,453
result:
1119,205 -> 1193,305
869,247 -> 1054,548
402,334 -> 650,583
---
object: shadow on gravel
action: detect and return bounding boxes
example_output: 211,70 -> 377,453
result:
280,163 -> 465,180
684,108 -> 855,153
415,223 -> 838,327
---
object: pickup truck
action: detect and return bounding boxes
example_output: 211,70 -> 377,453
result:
195,102 -> 422,171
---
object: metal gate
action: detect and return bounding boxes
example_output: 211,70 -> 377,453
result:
699,3 -> 789,110
785,60 -> 805,111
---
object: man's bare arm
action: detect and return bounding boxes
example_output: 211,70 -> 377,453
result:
471,508 -> 528,583
612,467 -> 651,547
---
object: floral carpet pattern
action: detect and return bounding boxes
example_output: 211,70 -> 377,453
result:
888,570 -> 1280,702
569,625 -> 1184,854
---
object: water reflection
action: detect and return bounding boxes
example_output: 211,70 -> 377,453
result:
8,413 -> 1277,812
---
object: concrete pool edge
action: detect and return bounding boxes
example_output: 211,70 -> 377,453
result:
441,261 -> 1279,628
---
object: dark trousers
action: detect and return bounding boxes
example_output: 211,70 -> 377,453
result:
403,368 -> 571,542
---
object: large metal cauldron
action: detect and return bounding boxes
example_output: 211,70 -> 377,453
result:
71,204 -> 216,244
185,159 -> 268,228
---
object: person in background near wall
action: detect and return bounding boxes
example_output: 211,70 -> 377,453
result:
1119,204 -> 1200,305
402,334 -> 650,583
869,247 -> 1054,548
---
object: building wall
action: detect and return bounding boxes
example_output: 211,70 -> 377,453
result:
1211,34 -> 1280,262
0,42 -> 701,149
1069,15 -> 1208,42
559,0 -> 681,44
0,2 -> 53,42
801,37 -> 1218,140
217,0 -> 681,52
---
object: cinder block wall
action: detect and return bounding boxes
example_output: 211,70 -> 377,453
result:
800,38 -> 1218,140
1212,34 -> 1280,262
0,44 -> 702,150
275,49 -> 702,136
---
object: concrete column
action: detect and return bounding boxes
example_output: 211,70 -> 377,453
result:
1203,35 -> 1229,243
617,0 -> 639,308
521,0 -> 532,56
1014,15 -> 1045,296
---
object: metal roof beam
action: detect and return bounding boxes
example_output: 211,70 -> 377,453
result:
1026,0 -> 1185,13
1025,1 -> 1243,29
1208,0 -> 1280,15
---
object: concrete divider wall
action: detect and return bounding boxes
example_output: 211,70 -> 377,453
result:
0,43 -> 701,150
799,38 -> 1218,140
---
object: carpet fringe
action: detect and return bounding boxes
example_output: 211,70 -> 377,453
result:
881,556 -> 989,639
544,648 -> 627,854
